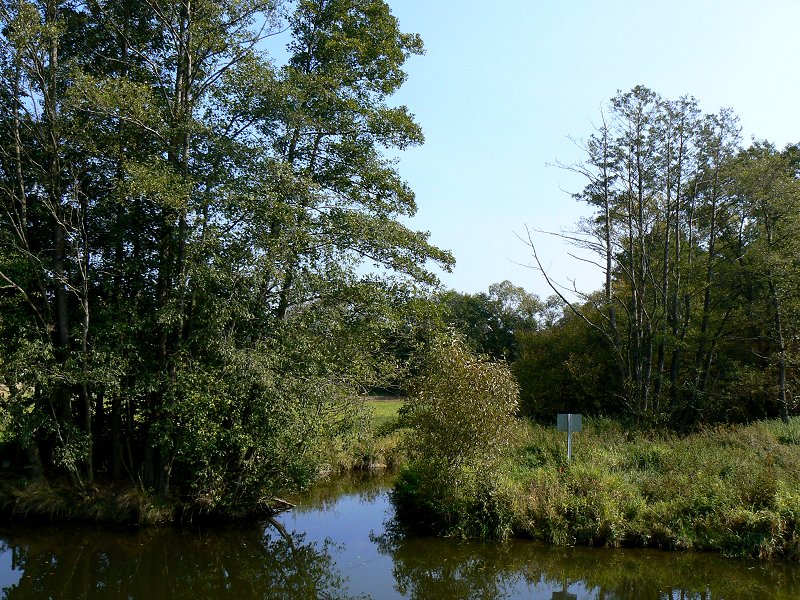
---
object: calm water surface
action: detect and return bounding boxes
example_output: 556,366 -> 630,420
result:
0,474 -> 798,599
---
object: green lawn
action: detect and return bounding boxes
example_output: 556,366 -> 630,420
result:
365,397 -> 405,429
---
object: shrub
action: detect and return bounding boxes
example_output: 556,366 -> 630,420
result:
392,335 -> 521,539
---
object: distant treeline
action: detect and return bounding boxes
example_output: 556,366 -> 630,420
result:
445,87 -> 800,427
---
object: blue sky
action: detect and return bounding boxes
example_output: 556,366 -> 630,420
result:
383,0 -> 800,299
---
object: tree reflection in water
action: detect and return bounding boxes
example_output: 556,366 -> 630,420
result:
0,522 -> 367,600
1,475 -> 800,600
373,519 -> 800,600
372,526 -> 530,599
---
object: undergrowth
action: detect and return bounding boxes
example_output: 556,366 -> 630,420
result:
508,418 -> 800,560
0,481 -> 176,525
0,398 -> 409,525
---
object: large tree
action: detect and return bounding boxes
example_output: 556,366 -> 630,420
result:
439,281 -> 546,361
728,143 -> 800,422
529,86 -> 799,425
0,0 -> 451,505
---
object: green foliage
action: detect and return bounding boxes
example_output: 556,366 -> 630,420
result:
439,281 -> 548,361
402,335 -> 520,472
0,0 -> 451,510
539,86 -> 800,425
392,335 -> 521,539
510,418 -> 800,559
393,465 -> 517,540
514,307 -> 621,421
2,481 -> 175,525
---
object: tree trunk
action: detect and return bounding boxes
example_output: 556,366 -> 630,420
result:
111,393 -> 123,480
768,274 -> 790,423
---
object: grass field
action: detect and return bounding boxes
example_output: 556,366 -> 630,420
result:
365,397 -> 404,429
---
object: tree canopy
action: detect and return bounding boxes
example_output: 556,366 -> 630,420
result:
526,86 -> 800,426
0,0 -> 452,505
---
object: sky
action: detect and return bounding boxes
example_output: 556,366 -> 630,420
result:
381,0 -> 800,299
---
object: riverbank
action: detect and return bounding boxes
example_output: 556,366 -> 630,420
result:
4,473 -> 798,599
11,402 -> 798,562
321,397 -> 407,473
0,398 -> 408,525
395,417 -> 800,561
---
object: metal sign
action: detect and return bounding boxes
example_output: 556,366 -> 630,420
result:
556,413 -> 582,462
556,413 -> 581,432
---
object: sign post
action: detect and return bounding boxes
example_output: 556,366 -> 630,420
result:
556,413 -> 582,462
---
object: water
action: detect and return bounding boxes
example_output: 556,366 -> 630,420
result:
0,474 -> 798,599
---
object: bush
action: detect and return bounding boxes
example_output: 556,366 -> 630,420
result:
392,335 -> 521,539
392,465 -> 516,539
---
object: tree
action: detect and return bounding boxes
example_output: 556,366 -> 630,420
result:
514,301 -> 620,421
440,281 -> 542,361
393,335 -> 520,538
0,0 -> 452,507
729,143 -> 800,422
529,86 -> 800,425
529,87 -> 747,425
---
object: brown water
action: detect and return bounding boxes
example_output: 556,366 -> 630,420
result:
0,474 -> 798,599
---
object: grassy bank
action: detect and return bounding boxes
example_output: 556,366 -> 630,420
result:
0,481 -> 187,525
396,417 -> 800,561
0,397 -> 408,525
510,418 -> 800,559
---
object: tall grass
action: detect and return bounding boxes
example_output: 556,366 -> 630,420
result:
508,418 -> 800,560
0,481 -> 176,525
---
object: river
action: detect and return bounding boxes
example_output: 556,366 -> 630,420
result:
0,473 -> 798,599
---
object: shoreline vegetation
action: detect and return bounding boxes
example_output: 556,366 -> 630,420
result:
513,418 -> 800,561
0,398 -> 407,526
394,414 -> 800,562
3,391 -> 800,564
389,337 -> 800,562
0,0 -> 454,532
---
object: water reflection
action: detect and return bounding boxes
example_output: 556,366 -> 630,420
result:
0,475 -> 798,600
374,526 -> 800,599
0,523 -> 363,600
373,531 -> 536,599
